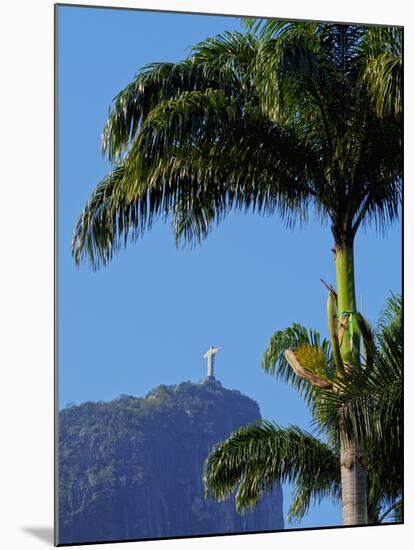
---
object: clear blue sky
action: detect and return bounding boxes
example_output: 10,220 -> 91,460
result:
57,5 -> 402,531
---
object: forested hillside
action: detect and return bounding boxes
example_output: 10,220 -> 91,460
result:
58,380 -> 284,544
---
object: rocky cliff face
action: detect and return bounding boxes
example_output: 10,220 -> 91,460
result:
58,380 -> 284,544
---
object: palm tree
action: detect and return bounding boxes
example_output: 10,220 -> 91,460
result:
203,295 -> 402,525
315,293 -> 403,523
71,20 -> 402,524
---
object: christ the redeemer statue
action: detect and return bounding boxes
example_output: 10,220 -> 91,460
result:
203,346 -> 221,380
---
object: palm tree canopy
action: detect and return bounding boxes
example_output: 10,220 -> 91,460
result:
72,21 -> 402,268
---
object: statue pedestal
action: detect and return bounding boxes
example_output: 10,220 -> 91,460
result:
203,376 -> 222,387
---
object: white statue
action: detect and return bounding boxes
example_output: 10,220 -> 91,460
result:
203,346 -> 221,378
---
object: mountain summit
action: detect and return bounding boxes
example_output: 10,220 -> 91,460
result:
58,380 -> 284,544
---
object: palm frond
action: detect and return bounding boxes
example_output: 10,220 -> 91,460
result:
378,498 -> 403,523
101,32 -> 261,162
360,27 -> 402,117
262,324 -> 333,404
73,90 -> 321,265
72,165 -> 127,268
288,476 -> 341,524
203,420 -> 340,521
242,18 -> 314,42
102,59 -> 194,161
377,293 -> 402,336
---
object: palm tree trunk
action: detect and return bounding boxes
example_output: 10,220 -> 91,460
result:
335,241 -> 368,525
340,437 -> 367,525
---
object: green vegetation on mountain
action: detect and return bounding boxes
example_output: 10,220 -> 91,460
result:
59,380 -> 283,544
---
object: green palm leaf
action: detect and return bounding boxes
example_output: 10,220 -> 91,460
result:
361,27 -> 402,117
203,420 -> 340,521
73,90 -> 321,266
262,323 -> 333,404
101,32 -> 260,161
